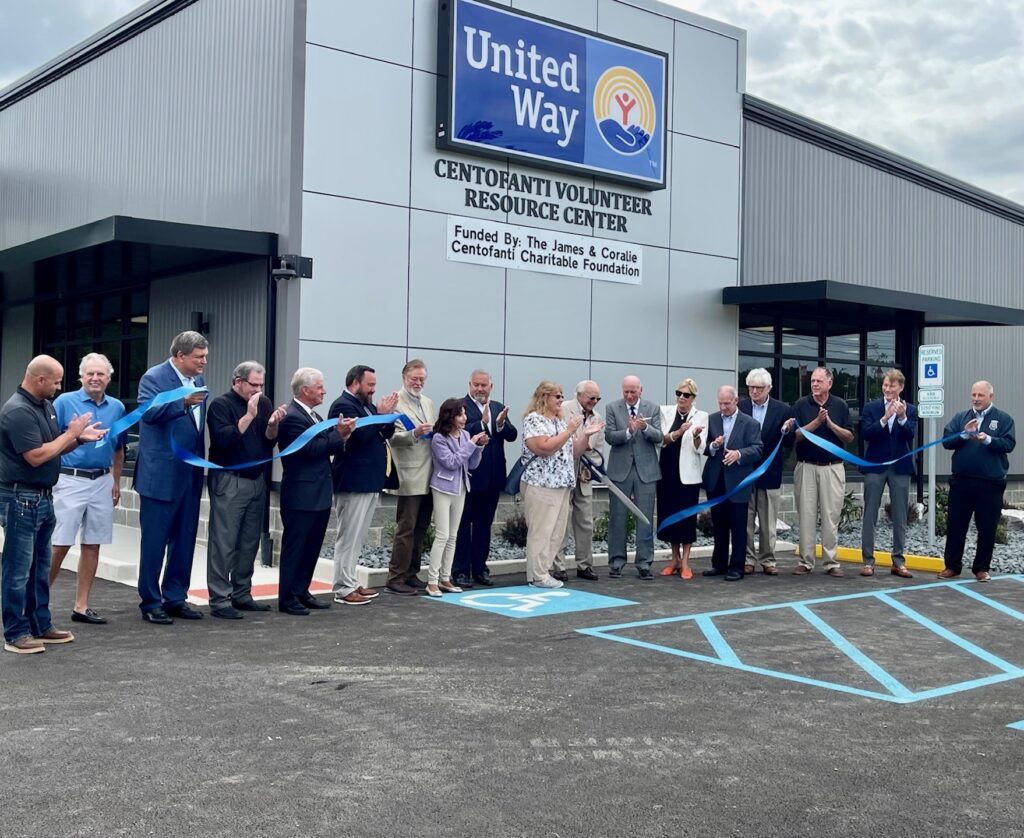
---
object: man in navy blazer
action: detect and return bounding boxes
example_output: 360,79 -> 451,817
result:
738,368 -> 794,574
452,370 -> 517,587
134,331 -> 210,624
327,365 -> 397,606
276,368 -> 355,615
860,368 -> 918,578
703,386 -> 763,581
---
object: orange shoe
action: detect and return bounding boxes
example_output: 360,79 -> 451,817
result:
661,565 -> 679,576
681,567 -> 693,580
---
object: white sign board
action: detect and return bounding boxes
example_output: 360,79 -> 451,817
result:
446,215 -> 643,284
918,402 -> 944,418
918,388 -> 943,403
918,344 -> 944,388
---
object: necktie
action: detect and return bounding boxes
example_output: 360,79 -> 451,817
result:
629,405 -> 637,418
312,410 -> 323,423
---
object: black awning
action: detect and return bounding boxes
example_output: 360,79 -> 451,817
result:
723,280 -> 1024,328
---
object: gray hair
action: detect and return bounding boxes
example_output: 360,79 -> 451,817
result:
233,361 -> 266,382
469,369 -> 492,382
812,366 -> 833,383
745,368 -> 772,388
170,330 -> 209,357
576,379 -> 598,395
79,352 -> 114,377
718,385 -> 739,400
290,367 -> 323,396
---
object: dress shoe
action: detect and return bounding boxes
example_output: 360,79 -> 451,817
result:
36,628 -> 75,644
638,568 -> 654,580
577,567 -> 599,581
762,566 -> 778,576
386,581 -> 418,596
425,585 -> 443,598
551,570 -> 569,582
166,604 -> 204,620
438,580 -> 463,593
279,602 -> 310,616
211,606 -> 243,620
724,570 -> 744,581
453,574 -> 475,589
860,566 -> 875,577
473,572 -> 494,587
702,569 -> 725,577
825,567 -> 844,577
792,565 -> 812,575
5,636 -> 45,654
607,568 -> 623,579
937,568 -> 960,579
974,570 -> 992,582
300,595 -> 331,610
405,577 -> 427,590
233,598 -> 272,612
142,609 -> 174,625
890,566 -> 913,578
71,608 -> 108,625
357,586 -> 380,598
334,591 -> 373,605
743,564 -> 755,574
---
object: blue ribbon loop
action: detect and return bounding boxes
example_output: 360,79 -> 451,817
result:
95,385 -> 206,447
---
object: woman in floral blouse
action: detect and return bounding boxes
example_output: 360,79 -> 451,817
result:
520,381 -> 605,588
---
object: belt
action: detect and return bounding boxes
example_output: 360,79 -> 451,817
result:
60,467 -> 111,480
0,482 -> 53,497
800,460 -> 841,466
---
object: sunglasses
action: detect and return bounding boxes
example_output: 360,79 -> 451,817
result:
584,394 -> 601,402
551,393 -> 564,399
675,391 -> 694,398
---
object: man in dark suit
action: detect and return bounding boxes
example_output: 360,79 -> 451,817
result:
739,368 -> 794,575
452,369 -> 518,588
938,380 -> 1016,583
604,375 -> 662,579
327,364 -> 397,606
135,330 -> 209,625
860,368 -> 917,579
276,368 -> 355,615
703,385 -> 763,581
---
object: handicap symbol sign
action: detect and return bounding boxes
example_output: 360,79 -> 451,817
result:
434,585 -> 637,619
924,363 -> 938,379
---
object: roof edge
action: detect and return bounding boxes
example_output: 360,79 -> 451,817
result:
743,95 -> 1024,227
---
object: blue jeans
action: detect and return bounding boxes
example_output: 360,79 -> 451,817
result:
0,488 -> 55,643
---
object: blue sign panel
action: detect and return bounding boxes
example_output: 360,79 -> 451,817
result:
437,0 -> 668,190
432,585 -> 637,619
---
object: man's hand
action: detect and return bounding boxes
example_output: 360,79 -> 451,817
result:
184,391 -> 206,408
893,399 -> 907,421
816,406 -> 829,428
964,418 -> 980,435
413,422 -> 433,439
112,483 -> 121,507
471,431 -> 489,447
496,405 -> 509,427
723,449 -> 741,466
246,391 -> 261,418
567,414 -> 584,433
337,417 -> 357,440
377,391 -> 399,414
712,434 -> 725,449
268,404 -> 288,427
627,415 -> 641,435
584,418 -> 606,437
67,412 -> 94,438
77,422 -> 107,443
782,418 -> 796,434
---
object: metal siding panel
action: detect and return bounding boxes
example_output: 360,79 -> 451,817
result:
0,0 -> 297,251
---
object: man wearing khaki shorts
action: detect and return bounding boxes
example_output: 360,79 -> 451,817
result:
49,353 -> 125,624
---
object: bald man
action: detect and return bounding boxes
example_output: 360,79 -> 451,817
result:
938,381 -> 1016,582
0,356 -> 106,654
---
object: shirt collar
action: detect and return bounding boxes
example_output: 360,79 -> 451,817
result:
77,387 -> 107,406
169,359 -> 194,386
16,386 -> 44,406
293,398 -> 317,418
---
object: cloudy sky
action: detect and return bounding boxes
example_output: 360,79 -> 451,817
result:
1,0 -> 1021,205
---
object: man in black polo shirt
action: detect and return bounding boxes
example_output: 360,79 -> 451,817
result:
0,356 -> 106,654
205,361 -> 287,619
792,366 -> 854,577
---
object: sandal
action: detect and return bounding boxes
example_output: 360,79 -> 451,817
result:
660,565 -> 680,576
680,567 -> 693,580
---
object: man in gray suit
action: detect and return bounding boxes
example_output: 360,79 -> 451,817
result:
604,375 -> 662,579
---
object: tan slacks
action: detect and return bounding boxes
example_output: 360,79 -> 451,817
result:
745,486 -> 781,567
552,483 -> 594,572
794,461 -> 845,569
522,483 -> 571,584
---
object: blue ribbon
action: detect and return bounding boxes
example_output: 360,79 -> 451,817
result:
94,385 -> 207,448
795,424 -> 961,469
171,412 -> 416,470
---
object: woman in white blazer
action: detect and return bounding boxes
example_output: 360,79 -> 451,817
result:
657,378 -> 708,579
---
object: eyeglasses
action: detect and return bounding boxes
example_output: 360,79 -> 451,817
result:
551,393 -> 564,399
675,391 -> 694,398
244,381 -> 264,388
584,394 -> 601,402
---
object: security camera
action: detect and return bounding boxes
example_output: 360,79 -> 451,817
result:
271,267 -> 298,279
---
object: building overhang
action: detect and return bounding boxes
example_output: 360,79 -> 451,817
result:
723,280 -> 1024,328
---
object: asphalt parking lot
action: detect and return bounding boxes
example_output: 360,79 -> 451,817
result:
2,563 -> 1023,838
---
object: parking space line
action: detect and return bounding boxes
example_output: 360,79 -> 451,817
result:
946,584 -> 1024,621
793,604 -> 914,699
875,593 -> 1020,674
694,615 -> 740,666
1008,720 -> 1024,731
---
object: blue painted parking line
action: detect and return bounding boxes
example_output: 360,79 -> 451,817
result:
1008,720 -> 1024,731
433,586 -> 637,619
576,575 -> 1024,703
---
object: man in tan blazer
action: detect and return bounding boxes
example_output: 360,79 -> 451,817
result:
552,380 -> 606,581
386,359 -> 435,595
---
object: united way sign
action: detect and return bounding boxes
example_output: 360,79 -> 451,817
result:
436,0 -> 668,189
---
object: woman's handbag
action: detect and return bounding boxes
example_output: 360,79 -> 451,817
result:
503,454 -> 536,495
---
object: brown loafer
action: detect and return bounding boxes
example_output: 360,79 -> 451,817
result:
744,565 -> 755,574
974,571 -> 992,582
825,567 -> 844,577
792,565 -> 812,575
890,566 -> 913,578
763,565 -> 778,576
937,568 -> 960,579
860,566 -> 874,577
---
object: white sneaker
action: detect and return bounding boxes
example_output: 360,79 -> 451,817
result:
530,577 -> 564,589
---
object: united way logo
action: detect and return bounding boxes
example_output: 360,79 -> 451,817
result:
593,66 -> 656,156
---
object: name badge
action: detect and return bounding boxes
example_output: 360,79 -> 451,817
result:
989,420 -> 999,431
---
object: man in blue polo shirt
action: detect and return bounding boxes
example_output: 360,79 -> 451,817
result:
48,353 -> 126,625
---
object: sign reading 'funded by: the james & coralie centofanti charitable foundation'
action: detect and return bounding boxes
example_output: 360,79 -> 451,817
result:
436,0 -> 668,190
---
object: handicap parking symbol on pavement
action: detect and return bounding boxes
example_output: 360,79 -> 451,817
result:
434,585 -> 637,619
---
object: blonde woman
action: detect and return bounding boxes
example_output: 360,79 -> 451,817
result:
657,379 -> 708,579
520,381 -> 604,588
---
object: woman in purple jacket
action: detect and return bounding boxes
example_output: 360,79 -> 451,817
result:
426,398 -> 488,596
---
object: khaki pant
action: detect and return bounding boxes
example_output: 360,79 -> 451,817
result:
794,461 -> 845,569
522,483 -> 571,584
428,486 -> 467,584
552,483 -> 594,572
745,486 -> 780,567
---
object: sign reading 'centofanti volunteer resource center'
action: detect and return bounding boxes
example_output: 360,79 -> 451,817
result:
447,216 -> 642,284
437,0 -> 668,190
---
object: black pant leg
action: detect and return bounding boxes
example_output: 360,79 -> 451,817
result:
728,501 -> 748,574
971,480 -> 1005,573
278,507 -> 304,607
299,508 -> 331,596
709,478 -> 730,572
943,478 -> 974,572
471,490 -> 500,576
